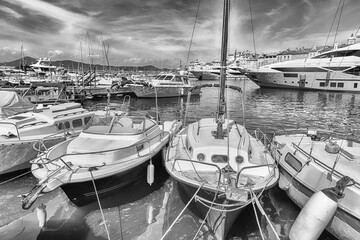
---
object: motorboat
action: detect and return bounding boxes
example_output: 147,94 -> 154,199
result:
21,111 -> 182,209
0,82 -> 70,104
245,40 -> 360,92
127,72 -> 200,98
0,102 -> 94,176
29,58 -> 56,81
163,1 -> 279,239
271,129 -> 360,240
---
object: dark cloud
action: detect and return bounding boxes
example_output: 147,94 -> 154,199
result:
0,1 -> 65,34
0,0 -> 359,66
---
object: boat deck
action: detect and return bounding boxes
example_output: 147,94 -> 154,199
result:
276,134 -> 360,184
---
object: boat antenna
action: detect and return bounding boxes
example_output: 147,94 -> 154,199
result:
215,0 -> 230,139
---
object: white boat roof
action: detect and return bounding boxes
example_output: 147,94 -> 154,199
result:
0,102 -> 89,127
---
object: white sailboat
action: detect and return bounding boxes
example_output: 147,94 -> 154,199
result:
163,0 -> 279,239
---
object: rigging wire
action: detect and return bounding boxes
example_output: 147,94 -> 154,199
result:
332,0 -> 346,47
248,0 -> 257,59
185,0 -> 201,69
323,0 -> 343,48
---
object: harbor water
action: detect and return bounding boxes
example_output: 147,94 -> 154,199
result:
1,78 -> 358,239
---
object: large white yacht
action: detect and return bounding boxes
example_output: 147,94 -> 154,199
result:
245,42 -> 360,92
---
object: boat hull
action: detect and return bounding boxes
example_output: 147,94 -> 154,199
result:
246,70 -> 360,92
128,85 -> 200,98
0,137 -> 65,175
176,181 -> 246,239
60,151 -> 163,206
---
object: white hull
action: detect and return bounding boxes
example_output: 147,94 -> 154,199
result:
246,70 -> 360,92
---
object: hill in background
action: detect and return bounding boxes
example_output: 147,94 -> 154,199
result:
2,56 -> 163,72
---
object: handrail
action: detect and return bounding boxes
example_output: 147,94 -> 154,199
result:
0,122 -> 21,140
171,158 -> 223,186
274,128 -> 360,143
235,163 -> 277,187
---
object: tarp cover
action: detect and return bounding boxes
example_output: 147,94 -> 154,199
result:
0,91 -> 34,118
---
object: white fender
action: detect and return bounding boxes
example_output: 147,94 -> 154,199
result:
147,162 -> 154,186
289,190 -> 338,240
36,203 -> 47,228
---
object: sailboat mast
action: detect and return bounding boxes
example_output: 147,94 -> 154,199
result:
216,0 -> 230,139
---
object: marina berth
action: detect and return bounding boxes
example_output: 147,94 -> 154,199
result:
21,111 -> 182,209
0,102 -> 94,176
271,129 -> 360,240
245,41 -> 360,92
127,72 -> 200,98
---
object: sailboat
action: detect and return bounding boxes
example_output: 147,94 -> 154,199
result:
163,0 -> 279,239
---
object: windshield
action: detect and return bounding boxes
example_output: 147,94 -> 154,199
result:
83,115 -> 156,134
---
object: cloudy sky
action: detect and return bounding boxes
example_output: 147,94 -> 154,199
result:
0,0 -> 359,68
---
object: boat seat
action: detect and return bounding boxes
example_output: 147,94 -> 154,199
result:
118,117 -> 133,128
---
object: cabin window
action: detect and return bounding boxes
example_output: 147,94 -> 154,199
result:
64,121 -> 71,129
337,82 -> 344,88
283,73 -> 298,78
197,153 -> 206,161
84,116 -> 92,125
235,155 -> 244,164
174,76 -> 183,82
211,155 -> 228,163
319,82 -> 326,87
285,153 -> 302,172
330,82 -> 336,87
72,119 -> 83,128
56,122 -> 64,130
354,83 -> 358,88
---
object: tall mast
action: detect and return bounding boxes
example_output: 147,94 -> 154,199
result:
215,0 -> 230,139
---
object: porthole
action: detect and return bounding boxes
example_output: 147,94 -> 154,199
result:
197,153 -> 205,161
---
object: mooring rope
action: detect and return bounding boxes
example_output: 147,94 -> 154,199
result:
0,167 -> 41,187
250,189 -> 281,240
192,188 -> 219,240
161,182 -> 205,240
250,188 -> 265,240
90,170 -> 111,240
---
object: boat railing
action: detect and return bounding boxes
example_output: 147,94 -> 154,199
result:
291,142 -> 360,189
274,128 -> 360,143
251,128 -> 272,151
33,128 -> 76,154
235,163 -> 277,188
171,158 -> 223,187
0,122 -> 21,140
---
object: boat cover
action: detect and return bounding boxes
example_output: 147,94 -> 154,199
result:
0,91 -> 34,118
